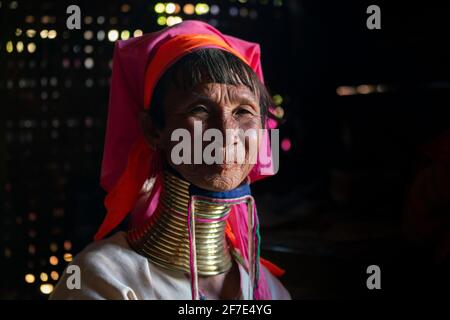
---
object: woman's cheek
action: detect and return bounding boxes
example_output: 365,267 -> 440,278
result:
239,116 -> 262,164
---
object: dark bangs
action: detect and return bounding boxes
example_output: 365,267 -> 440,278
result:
148,48 -> 272,128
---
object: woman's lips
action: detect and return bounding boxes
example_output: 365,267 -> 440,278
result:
212,162 -> 240,171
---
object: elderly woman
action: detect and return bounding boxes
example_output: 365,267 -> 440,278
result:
51,20 -> 290,300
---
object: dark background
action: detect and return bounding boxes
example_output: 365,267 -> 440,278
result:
1,0 -> 449,299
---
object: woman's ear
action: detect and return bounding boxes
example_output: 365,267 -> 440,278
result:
138,110 -> 162,150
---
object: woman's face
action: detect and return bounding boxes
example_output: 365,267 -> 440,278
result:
143,83 -> 263,192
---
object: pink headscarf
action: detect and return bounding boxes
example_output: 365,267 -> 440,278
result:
96,20 -> 283,299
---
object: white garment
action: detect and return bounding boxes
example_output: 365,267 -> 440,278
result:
50,232 -> 291,300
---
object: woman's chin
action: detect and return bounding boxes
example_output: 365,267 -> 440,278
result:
170,163 -> 251,192
198,173 -> 245,192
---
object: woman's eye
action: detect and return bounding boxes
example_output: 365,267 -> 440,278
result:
235,108 -> 253,116
190,105 -> 209,114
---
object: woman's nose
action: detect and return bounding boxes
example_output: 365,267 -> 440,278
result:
212,113 -> 239,144
211,111 -> 235,131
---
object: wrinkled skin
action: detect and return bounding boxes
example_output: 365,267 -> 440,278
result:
140,82 -> 262,192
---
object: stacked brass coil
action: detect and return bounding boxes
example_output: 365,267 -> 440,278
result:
127,171 -> 233,276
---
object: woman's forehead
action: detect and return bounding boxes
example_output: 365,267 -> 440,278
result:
196,83 -> 256,98
165,83 -> 260,112
173,83 -> 258,104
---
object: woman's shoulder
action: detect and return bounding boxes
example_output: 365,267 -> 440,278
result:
73,231 -> 141,267
50,232 -> 151,300
66,231 -> 153,282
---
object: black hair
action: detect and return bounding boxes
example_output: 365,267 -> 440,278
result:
148,48 -> 273,128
